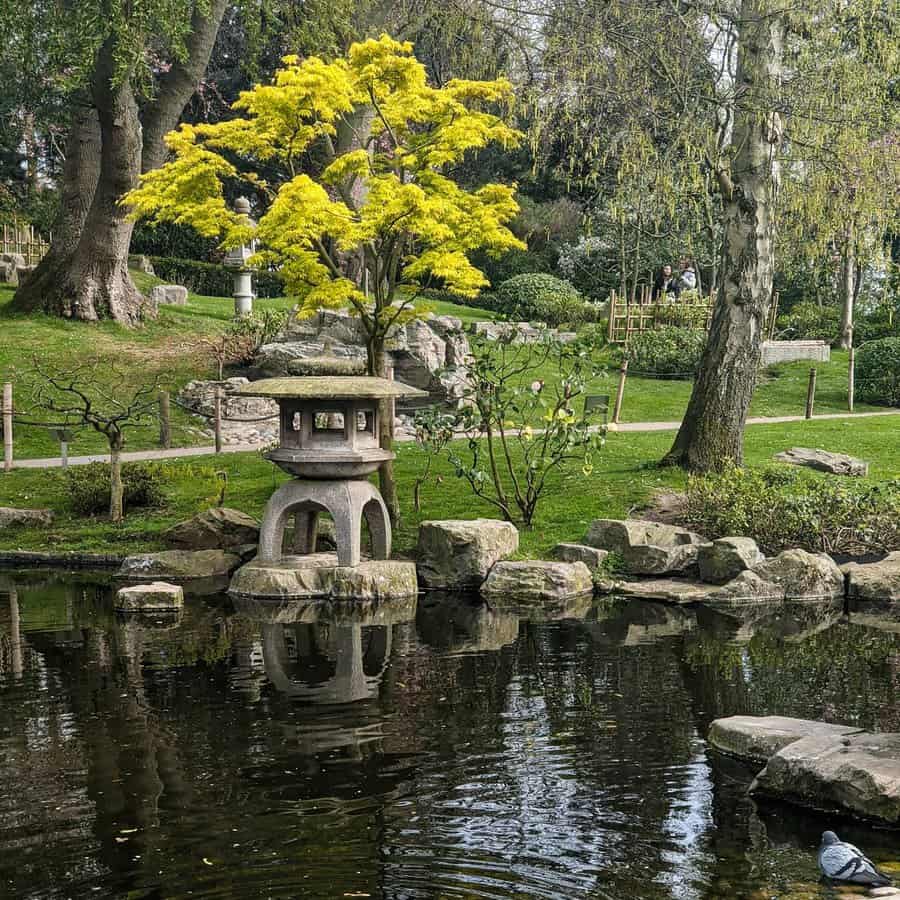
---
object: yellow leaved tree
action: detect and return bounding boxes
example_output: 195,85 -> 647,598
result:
126,34 -> 524,521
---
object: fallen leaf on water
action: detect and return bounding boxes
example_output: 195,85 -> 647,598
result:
203,858 -> 214,866
115,837 -> 128,844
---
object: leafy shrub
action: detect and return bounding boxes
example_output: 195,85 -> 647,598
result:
494,273 -> 595,326
626,326 -> 706,376
149,257 -> 285,299
469,247 -> 556,288
685,464 -> 900,556
66,462 -> 167,515
132,221 -> 219,261
775,301 -> 841,344
855,314 -> 899,345
856,337 -> 900,406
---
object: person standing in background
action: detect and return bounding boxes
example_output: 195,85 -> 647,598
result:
651,264 -> 681,301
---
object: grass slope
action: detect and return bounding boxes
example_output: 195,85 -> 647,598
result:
1,416 -> 897,558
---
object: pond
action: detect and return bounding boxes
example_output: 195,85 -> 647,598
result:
2,573 -> 900,899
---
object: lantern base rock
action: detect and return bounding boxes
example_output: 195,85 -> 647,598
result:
229,553 -> 418,600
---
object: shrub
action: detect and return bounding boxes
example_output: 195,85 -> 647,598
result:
626,326 -> 706,376
149,257 -> 285,299
856,337 -> 900,406
775,301 -> 840,344
66,462 -> 167,516
685,464 -> 900,556
469,247 -> 556,288
494,273 -> 595,326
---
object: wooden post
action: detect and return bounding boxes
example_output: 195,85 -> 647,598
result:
2,382 -> 12,472
612,359 -> 628,425
848,346 -> 855,413
158,390 -> 171,448
213,387 -> 223,453
607,290 -> 616,343
805,367 -> 817,420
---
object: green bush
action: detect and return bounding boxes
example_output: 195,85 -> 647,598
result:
775,301 -> 841,344
149,257 -> 285,299
470,247 -> 556,288
626,326 -> 706,376
66,462 -> 167,516
856,337 -> 900,406
685,464 -> 900,556
494,273 -> 595,326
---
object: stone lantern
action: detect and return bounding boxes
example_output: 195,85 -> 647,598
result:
223,196 -> 256,317
229,376 -> 427,601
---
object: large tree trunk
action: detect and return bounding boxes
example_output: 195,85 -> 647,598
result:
35,48 -> 147,324
11,103 -> 101,312
14,1 -> 228,324
663,0 -> 784,472
839,226 -> 855,350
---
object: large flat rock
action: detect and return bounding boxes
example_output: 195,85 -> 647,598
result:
229,554 -> 419,600
118,549 -> 241,580
598,571 -> 785,605
0,507 -> 53,529
774,447 -> 869,477
417,519 -> 518,589
115,582 -> 184,612
709,715 -> 862,765
752,731 -> 900,824
481,560 -> 593,602
845,552 -> 900,601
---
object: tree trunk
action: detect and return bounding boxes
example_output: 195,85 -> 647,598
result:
109,433 -> 124,522
663,0 -> 784,472
839,226 -> 855,350
15,1 -> 228,323
12,103 -> 101,312
369,342 -> 400,530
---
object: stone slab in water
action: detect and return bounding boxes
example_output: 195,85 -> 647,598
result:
118,549 -> 241,581
229,554 -> 419,600
416,519 -> 519,589
844,552 -> 900,601
598,571 -> 786,604
115,581 -> 184,611
753,549 -> 844,599
774,446 -> 869,477
709,715 -> 862,765
751,731 -> 900,825
480,560 -> 593,602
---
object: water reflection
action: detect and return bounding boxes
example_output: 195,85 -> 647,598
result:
2,573 -> 900,899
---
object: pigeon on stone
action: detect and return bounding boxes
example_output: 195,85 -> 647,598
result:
818,831 -> 891,886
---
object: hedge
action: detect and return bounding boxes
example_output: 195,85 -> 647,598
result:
149,256 -> 285,299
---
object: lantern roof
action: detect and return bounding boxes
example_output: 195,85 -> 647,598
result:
238,376 -> 428,400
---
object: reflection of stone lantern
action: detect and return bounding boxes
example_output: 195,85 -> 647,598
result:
223,196 -> 256,317
228,376 -> 427,601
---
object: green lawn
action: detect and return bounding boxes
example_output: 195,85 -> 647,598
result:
1,415 -> 897,558
0,278 -> 494,460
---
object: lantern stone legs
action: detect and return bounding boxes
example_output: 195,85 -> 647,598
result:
258,479 -> 391,568
233,269 -> 254,317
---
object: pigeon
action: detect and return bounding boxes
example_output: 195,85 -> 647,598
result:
818,830 -> 892,886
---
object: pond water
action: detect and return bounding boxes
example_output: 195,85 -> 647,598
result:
2,573 -> 900,899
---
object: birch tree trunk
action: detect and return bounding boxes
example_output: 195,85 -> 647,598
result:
839,226 -> 855,349
664,0 -> 784,471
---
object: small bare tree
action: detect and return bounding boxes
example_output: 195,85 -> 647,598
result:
26,358 -> 163,521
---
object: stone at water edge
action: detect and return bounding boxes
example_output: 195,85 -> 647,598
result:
117,549 -> 242,580
844,553 -> 900,602
752,549 -> 844,599
751,731 -> 900,825
480,560 -> 593,602
697,537 -> 765,584
416,519 -> 519,589
553,542 -> 609,569
164,507 -> 260,551
774,447 -> 869,477
228,554 -> 419,600
115,582 -> 184,611
0,507 -> 54,528
708,715 -> 862,765
583,518 -> 706,575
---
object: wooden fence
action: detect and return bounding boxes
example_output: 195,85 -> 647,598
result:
1,221 -> 50,266
607,286 -> 779,344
